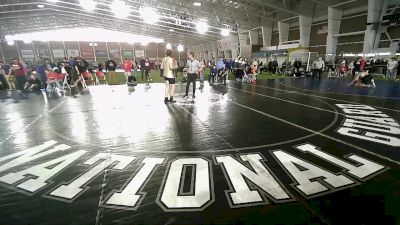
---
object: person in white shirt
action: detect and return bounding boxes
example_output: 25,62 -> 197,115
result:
312,57 -> 325,80
386,58 -> 398,80
161,49 -> 177,103
184,51 -> 200,98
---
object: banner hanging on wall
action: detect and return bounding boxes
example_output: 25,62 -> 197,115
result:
81,49 -> 94,58
38,49 -> 50,58
122,50 -> 133,58
21,49 -> 35,59
95,50 -> 108,57
52,49 -> 65,58
67,49 -> 80,57
109,49 -> 121,58
135,50 -> 144,58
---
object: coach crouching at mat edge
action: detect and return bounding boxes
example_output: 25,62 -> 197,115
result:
184,51 -> 200,98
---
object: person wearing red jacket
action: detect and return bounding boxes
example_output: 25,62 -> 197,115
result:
122,58 -> 133,82
9,58 -> 25,92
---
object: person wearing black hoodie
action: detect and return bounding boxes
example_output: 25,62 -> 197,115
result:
140,57 -> 146,80
0,61 -> 9,100
105,59 -> 117,84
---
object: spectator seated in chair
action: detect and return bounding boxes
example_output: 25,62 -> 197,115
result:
243,65 -> 258,84
24,71 -> 42,94
339,60 -> 348,78
218,68 -> 228,85
45,68 -> 63,96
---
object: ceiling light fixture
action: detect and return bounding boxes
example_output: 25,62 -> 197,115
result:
193,2 -> 202,6
111,0 -> 131,19
196,21 -> 209,34
139,6 -> 160,24
221,28 -> 230,36
37,4 -> 45,8
80,0 -> 96,11
47,0 -> 58,2
7,40 -> 14,46
169,29 -> 174,32
166,43 -> 172,49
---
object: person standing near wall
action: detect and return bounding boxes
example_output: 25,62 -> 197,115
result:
184,51 -> 200,98
161,49 -> 177,103
140,57 -> 146,80
36,60 -> 47,87
312,57 -> 325,80
71,57 -> 86,88
216,56 -> 225,78
105,59 -> 117,84
293,58 -> 302,77
386,58 -> 398,80
9,58 -> 26,100
281,60 -> 288,75
122,58 -> 133,82
144,58 -> 151,82
237,57 -> 245,81
68,57 -> 76,69
272,58 -> 278,74
0,61 -> 9,100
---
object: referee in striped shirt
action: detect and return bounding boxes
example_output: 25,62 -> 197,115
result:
184,51 -> 200,98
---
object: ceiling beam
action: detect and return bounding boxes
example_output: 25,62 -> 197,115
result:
0,8 -> 217,46
44,0 -> 227,35
307,0 -> 330,7
245,0 -> 301,15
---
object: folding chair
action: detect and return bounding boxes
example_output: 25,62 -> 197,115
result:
59,73 -> 71,96
46,72 -> 63,98
90,72 -> 96,85
81,71 -> 92,88
79,71 -> 91,94
95,71 -> 108,85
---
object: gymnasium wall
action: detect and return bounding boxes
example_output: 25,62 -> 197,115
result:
0,41 -> 187,65
262,13 -> 400,56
